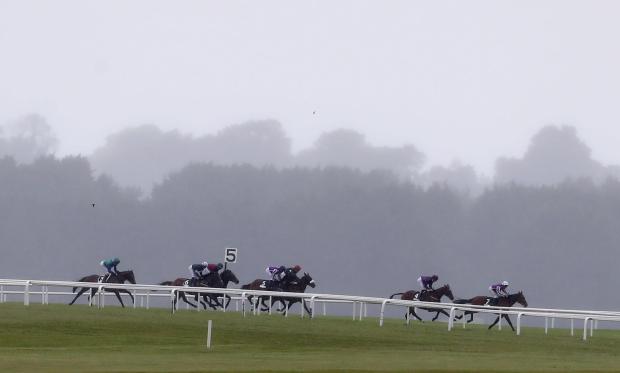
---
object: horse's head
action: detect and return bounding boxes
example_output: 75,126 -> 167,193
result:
437,284 -> 454,301
122,270 -> 136,284
302,272 -> 316,288
515,291 -> 528,307
221,269 -> 239,286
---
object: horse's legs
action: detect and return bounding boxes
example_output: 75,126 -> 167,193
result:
247,295 -> 254,310
180,292 -> 198,308
68,287 -> 89,305
432,309 -> 451,321
503,314 -> 515,332
303,299 -> 313,317
112,290 -> 125,308
467,311 -> 475,323
117,289 -> 135,304
410,308 -> 423,321
488,315 -> 501,329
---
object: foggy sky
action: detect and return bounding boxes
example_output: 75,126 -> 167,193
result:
2,1 -> 620,174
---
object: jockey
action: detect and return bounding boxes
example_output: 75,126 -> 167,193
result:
489,281 -> 509,298
206,263 -> 224,275
100,257 -> 120,279
188,262 -> 209,286
266,265 -> 286,288
417,274 -> 438,293
282,265 -> 302,287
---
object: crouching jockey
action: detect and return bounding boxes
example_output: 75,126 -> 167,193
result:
489,281 -> 509,304
265,265 -> 286,289
188,262 -> 209,287
100,257 -> 121,280
282,265 -> 302,288
417,274 -> 438,296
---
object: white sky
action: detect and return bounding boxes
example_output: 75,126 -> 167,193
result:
1,0 -> 619,174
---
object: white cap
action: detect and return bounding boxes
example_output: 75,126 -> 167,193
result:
100,260 -> 105,266
202,261 -> 208,266
502,280 -> 509,286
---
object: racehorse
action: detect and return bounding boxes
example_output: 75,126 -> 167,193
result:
160,269 -> 239,310
454,291 -> 528,331
68,270 -> 136,308
242,272 -> 316,316
272,272 -> 316,315
390,284 -> 458,322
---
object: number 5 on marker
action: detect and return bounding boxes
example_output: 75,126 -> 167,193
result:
225,248 -> 237,263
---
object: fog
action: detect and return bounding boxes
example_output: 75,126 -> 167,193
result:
2,1 -> 620,316
1,120 -> 620,314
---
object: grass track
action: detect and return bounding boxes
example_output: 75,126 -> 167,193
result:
1,303 -> 620,372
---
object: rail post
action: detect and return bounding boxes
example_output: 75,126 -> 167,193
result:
310,296 -> 317,319
269,296 -> 273,315
498,312 -> 502,331
352,301 -> 356,321
133,290 -> 137,309
0,284 -> 4,303
583,317 -> 591,341
379,299 -> 388,326
571,319 -> 574,336
545,317 -> 548,334
448,307 -> 456,331
462,310 -> 467,328
359,302 -> 364,321
99,286 -> 105,308
240,292 -> 246,317
300,298 -> 305,319
517,312 -> 523,335
146,290 -> 150,309
24,281 -> 30,306
170,289 -> 176,314
590,318 -> 594,337
323,301 -> 326,316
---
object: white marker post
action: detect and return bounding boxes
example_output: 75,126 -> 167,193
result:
207,320 -> 213,350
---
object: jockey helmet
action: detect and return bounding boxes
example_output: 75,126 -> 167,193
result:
217,263 -> 224,270
502,280 -> 509,286
279,265 -> 286,271
432,275 -> 438,281
202,261 -> 208,266
100,260 -> 105,266
113,257 -> 120,263
293,265 -> 301,272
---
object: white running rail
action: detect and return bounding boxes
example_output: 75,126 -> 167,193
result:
0,278 -> 618,341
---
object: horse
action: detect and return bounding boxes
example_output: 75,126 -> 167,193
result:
242,272 -> 316,315
390,284 -> 458,322
68,270 -> 136,308
205,269 -> 240,309
274,272 -> 317,315
454,291 -> 528,331
160,269 -> 239,310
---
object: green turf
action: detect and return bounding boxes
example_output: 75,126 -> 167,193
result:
1,303 -> 619,372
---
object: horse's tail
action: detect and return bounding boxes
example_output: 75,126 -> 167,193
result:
390,292 -> 404,299
453,298 -> 471,304
160,281 -> 173,286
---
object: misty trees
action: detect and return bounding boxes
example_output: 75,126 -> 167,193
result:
2,154 -> 620,310
0,114 -> 58,163
90,120 -> 293,194
495,125 -> 612,185
296,129 -> 425,178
